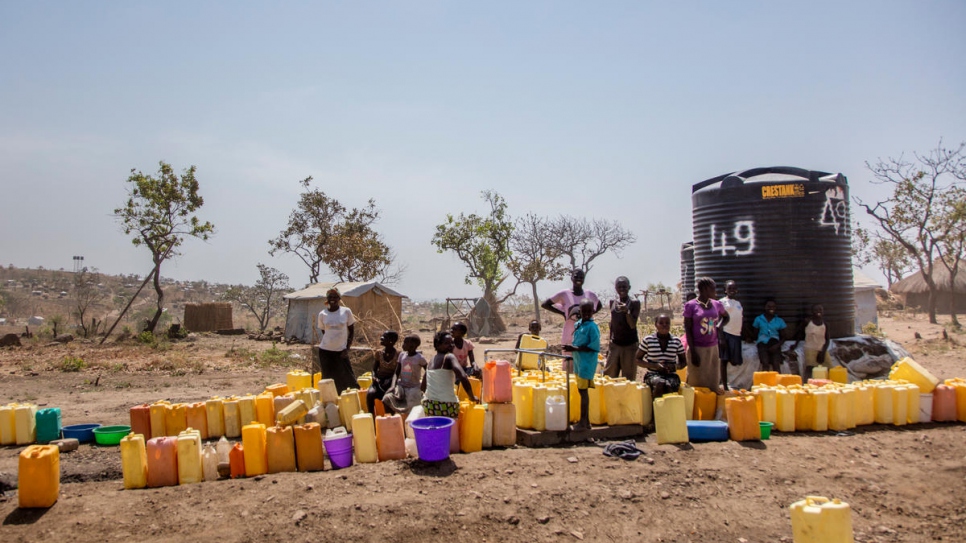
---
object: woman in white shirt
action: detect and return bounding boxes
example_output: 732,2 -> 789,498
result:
317,288 -> 359,394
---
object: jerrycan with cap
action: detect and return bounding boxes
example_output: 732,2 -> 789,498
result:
223,397 -> 241,438
266,425 -> 297,473
512,380 -> 533,429
255,392 -> 276,427
1,403 -> 19,445
18,445 -> 59,508
177,428 -> 203,484
789,496 -> 854,543
206,397 -> 226,438
376,414 -> 407,461
120,433 -> 148,489
129,403 -> 152,440
185,402 -> 208,439
653,394 -> 688,444
149,401 -> 169,438
294,423 -> 325,472
242,423 -> 268,476
339,389 -> 363,429
15,404 -> 37,445
165,403 -> 188,437
352,413 -> 378,463
237,395 -> 257,427
229,443 -> 246,478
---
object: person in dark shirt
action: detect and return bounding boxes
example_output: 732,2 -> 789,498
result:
603,276 -> 642,381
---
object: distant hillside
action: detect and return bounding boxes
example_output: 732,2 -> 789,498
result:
0,265 -> 269,333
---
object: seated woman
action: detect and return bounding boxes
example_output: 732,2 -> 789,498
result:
420,331 -> 478,418
636,314 -> 687,398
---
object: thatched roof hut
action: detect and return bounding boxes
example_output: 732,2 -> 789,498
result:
889,260 -> 966,313
283,281 -> 406,345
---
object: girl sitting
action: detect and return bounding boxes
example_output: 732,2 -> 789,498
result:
421,331 -> 479,418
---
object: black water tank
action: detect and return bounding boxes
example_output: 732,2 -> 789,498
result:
680,242 -> 695,296
691,167 -> 855,338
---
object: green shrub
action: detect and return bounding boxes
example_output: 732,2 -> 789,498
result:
258,343 -> 299,367
861,322 -> 885,338
59,355 -> 86,372
137,331 -> 156,345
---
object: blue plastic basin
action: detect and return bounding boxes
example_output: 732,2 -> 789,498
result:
61,423 -> 102,443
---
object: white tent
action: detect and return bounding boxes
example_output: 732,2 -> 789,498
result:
283,281 -> 407,344
853,268 -> 881,333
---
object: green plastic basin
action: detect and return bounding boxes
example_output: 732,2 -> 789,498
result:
93,425 -> 131,446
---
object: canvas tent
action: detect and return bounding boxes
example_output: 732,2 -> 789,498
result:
284,281 -> 406,344
853,268 -> 881,333
890,260 -> 966,313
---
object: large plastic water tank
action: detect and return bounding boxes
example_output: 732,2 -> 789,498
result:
680,242 -> 695,297
691,167 -> 854,338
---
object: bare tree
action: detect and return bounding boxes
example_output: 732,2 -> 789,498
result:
506,213 -> 567,320
550,216 -> 636,274
72,268 -> 106,338
855,141 -> 966,323
934,187 -> 966,327
224,264 -> 292,333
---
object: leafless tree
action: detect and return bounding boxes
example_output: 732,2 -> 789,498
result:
855,140 -> 966,323
506,213 -> 567,320
224,264 -> 292,333
549,216 -> 636,274
72,268 -> 106,337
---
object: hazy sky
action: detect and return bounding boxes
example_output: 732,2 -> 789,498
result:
2,2 -> 964,301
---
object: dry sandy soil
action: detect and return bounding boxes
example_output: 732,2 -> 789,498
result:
0,315 -> 964,543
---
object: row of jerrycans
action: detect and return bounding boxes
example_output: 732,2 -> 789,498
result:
654,393 -> 761,445
2,404 -> 63,446
751,381 -> 927,433
121,412 -> 415,488
129,382 -> 344,440
511,376 -> 656,430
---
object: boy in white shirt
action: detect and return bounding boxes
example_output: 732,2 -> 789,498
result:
718,281 -> 744,391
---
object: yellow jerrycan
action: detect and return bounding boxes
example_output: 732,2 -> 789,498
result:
255,392 -> 276,427
206,397 -> 226,438
242,423 -> 268,476
775,388 -> 796,432
490,403 -> 517,447
873,383 -> 894,424
351,413 -> 378,463
18,445 -> 60,508
889,357 -> 939,393
516,334 -> 547,370
149,401 -> 169,438
165,403 -> 189,438
827,389 -> 849,432
237,395 -> 257,427
512,380 -> 533,429
890,385 -> 909,427
339,389 -> 364,429
653,394 -> 688,444
223,397 -> 242,438
176,428 -> 203,485
692,387 -> 717,420
531,384 -> 549,430
904,383 -> 920,424
725,395 -> 760,441
639,384 -> 653,426
14,404 -> 37,445
679,384 -> 695,421
829,366 -> 848,384
811,389 -> 829,432
753,371 -> 779,387
287,370 -> 312,392
120,433 -> 148,490
587,382 -> 607,426
852,385 -> 874,426
754,387 -> 778,424
459,404 -> 486,453
789,496 -> 854,543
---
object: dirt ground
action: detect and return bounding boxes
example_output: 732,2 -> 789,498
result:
0,315 -> 964,543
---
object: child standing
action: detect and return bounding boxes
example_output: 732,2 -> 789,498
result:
383,335 -> 428,416
542,269 -> 602,346
718,280 -> 744,390
367,331 -> 399,414
794,304 -> 831,380
562,299 -> 601,432
604,276 -> 642,381
450,322 -> 480,379
421,331 -> 478,418
753,299 -> 787,373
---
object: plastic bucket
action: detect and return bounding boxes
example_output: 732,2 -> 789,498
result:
919,393 -> 933,422
323,434 -> 354,469
759,421 -> 774,440
62,423 -> 101,443
410,417 -> 456,462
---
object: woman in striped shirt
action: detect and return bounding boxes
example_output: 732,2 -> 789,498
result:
636,314 -> 687,398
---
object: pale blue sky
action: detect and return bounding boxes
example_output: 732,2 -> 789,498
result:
1,2 -> 964,300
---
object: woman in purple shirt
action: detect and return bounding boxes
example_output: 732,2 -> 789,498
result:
682,277 -> 730,391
